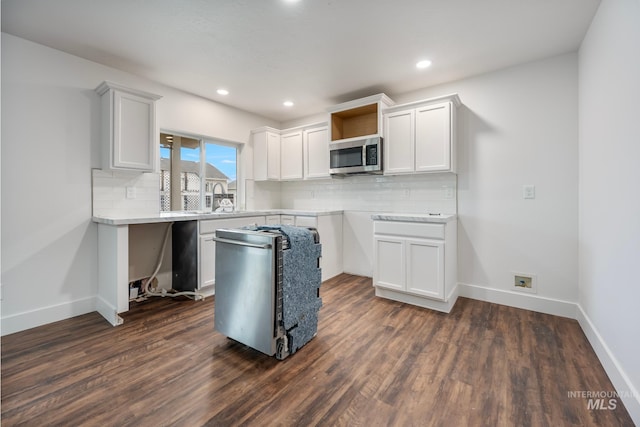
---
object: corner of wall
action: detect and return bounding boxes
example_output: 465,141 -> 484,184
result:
458,282 -> 578,319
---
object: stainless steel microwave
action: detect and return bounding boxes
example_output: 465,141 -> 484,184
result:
329,136 -> 382,176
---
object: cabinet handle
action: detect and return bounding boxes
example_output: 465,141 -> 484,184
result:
211,237 -> 272,250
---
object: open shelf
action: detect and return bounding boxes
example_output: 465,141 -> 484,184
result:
330,103 -> 378,141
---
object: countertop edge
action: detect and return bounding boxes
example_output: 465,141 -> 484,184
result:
92,210 -> 344,225
371,213 -> 457,223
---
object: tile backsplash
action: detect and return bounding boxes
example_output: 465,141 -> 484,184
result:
279,173 -> 457,213
93,169 -> 456,217
92,169 -> 160,217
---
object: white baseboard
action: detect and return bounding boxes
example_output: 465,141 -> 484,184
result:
576,304 -> 640,425
375,284 -> 459,313
1,296 -> 96,336
95,295 -> 124,327
458,282 -> 577,319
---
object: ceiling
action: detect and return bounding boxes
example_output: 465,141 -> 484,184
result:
1,0 -> 600,122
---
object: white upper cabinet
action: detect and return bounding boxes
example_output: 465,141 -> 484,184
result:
304,125 -> 330,179
280,130 -> 303,180
383,94 -> 460,175
253,123 -> 330,181
253,128 -> 281,181
95,81 -> 161,172
415,103 -> 452,172
384,109 -> 415,174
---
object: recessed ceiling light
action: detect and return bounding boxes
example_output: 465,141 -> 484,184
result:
283,100 -> 294,107
416,60 -> 432,69
217,89 -> 229,95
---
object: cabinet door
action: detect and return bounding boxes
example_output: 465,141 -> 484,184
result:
113,90 -> 156,171
373,236 -> 405,291
199,234 -> 216,289
415,102 -> 451,172
304,126 -> 330,179
254,131 -> 280,181
384,109 -> 415,175
406,238 -> 444,300
267,132 -> 281,180
280,131 -> 303,180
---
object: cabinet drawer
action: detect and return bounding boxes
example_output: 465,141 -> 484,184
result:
374,221 -> 445,240
280,215 -> 295,225
199,216 -> 264,234
295,216 -> 317,228
266,215 -> 281,225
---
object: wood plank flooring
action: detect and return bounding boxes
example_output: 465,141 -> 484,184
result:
2,274 -> 635,426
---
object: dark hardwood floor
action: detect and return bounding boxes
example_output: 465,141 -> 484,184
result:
1,274 -> 635,426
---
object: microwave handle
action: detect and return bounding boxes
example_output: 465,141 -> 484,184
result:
362,145 -> 367,166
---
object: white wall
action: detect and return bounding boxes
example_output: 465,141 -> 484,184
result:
578,0 -> 640,422
0,33 -> 278,334
392,53 -> 580,308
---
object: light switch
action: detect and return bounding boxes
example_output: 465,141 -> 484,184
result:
444,186 -> 454,199
523,185 -> 535,199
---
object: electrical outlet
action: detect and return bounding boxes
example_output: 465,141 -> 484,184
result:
513,273 -> 537,293
523,185 -> 535,199
126,186 -> 136,199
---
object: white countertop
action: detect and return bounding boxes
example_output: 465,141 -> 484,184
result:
371,212 -> 457,223
92,209 -> 344,225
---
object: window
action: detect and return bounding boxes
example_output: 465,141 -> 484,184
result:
160,132 -> 238,212
204,141 -> 237,211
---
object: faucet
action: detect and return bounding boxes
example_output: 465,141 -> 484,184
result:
211,182 -> 224,209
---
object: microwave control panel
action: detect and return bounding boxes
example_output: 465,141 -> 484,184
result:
366,144 -> 378,165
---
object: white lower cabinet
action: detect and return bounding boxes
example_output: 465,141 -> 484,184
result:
267,213 -> 342,282
374,236 -> 405,291
373,219 -> 457,312
199,234 -> 216,288
375,236 -> 444,299
314,214 -> 343,282
406,238 -> 444,299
